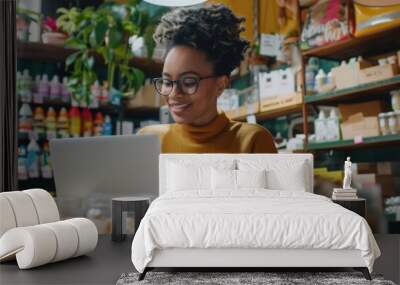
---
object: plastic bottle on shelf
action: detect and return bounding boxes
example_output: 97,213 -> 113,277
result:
314,110 -> 327,142
45,107 -> 57,140
69,106 -> 81,137
90,80 -> 101,109
388,112 -> 398,135
40,141 -> 52,179
49,75 -> 61,101
32,75 -> 44,104
57,107 -> 70,138
61,77 -> 71,104
38,74 -> 50,101
32,106 -> 46,137
18,103 -> 33,134
93,112 -> 104,136
315,69 -> 327,93
26,138 -> 40,178
305,58 -> 319,94
18,145 -> 28,180
102,115 -> 113,136
82,108 -> 93,137
326,109 -> 340,141
20,69 -> 32,103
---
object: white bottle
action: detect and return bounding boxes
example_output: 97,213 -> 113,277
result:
39,74 -> 50,100
27,138 -> 40,178
21,69 -> 32,103
315,69 -> 327,93
315,110 -> 327,142
50,75 -> 61,101
326,109 -> 340,141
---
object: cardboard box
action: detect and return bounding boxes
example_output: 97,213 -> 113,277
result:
358,63 -> 399,84
377,162 -> 400,176
354,162 -> 377,174
125,82 -> 161,108
260,92 -> 302,113
331,60 -> 372,89
258,68 -> 296,99
340,113 -> 379,140
338,100 -> 383,121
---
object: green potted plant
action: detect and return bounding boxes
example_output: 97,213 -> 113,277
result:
16,7 -> 42,42
56,0 -> 163,106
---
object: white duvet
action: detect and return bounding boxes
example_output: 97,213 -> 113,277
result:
131,190 -> 380,273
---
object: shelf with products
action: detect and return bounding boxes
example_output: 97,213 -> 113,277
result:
305,75 -> 400,105
229,103 -> 303,122
17,41 -> 163,77
306,134 -> 400,151
301,26 -> 400,60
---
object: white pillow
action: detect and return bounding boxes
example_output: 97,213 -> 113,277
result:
167,160 -> 235,192
238,159 -> 308,192
211,169 -> 267,190
237,169 -> 267,189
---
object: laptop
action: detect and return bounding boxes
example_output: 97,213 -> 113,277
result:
49,134 -> 160,200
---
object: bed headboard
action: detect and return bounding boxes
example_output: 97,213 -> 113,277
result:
159,154 -> 314,195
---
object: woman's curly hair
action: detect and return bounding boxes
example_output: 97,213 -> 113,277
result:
153,4 -> 249,77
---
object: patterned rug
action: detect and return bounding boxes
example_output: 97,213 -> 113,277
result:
116,271 -> 396,285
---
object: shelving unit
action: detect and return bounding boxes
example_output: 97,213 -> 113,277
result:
306,134 -> 400,151
230,103 -> 303,122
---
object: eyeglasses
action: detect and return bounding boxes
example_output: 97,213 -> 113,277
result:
152,75 -> 218,96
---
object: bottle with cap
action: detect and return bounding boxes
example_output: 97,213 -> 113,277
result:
49,75 -> 61,101
32,106 -> 46,137
379,113 -> 389,136
61,77 -> 71,103
82,108 -> 93,137
32,75 -> 44,104
90,80 -> 101,108
326,109 -> 340,141
305,57 -> 319,94
45,107 -> 57,140
388,112 -> 398,135
20,69 -> 32,103
27,138 -> 40,178
40,141 -> 52,179
18,145 -> 28,180
315,69 -> 327,93
94,112 -> 104,136
18,103 -> 33,134
57,107 -> 69,138
69,106 -> 81,137
314,110 -> 327,142
38,74 -> 50,101
102,115 -> 113,136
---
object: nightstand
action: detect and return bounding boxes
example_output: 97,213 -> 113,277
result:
332,198 -> 366,218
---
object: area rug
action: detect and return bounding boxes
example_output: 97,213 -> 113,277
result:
116,271 -> 396,285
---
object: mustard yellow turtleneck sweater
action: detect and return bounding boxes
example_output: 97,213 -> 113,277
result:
138,112 -> 277,153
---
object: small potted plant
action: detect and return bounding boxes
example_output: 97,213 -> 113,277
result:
41,16 -> 68,46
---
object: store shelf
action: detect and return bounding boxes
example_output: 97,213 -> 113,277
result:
305,75 -> 400,105
18,178 -> 56,194
17,41 -> 163,76
306,134 -> 400,151
302,26 -> 400,60
231,103 -> 303,122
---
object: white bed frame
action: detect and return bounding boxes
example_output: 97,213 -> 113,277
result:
139,154 -> 371,280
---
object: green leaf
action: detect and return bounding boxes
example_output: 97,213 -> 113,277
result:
95,20 -> 108,45
108,27 -> 123,48
66,51 -> 81,67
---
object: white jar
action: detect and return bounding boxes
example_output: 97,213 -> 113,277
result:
391,90 -> 400,111
379,113 -> 390,135
388,112 -> 397,135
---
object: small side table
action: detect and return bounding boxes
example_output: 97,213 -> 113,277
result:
112,196 -> 151,242
332,198 -> 366,218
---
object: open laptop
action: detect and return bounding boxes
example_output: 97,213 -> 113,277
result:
49,134 -> 160,200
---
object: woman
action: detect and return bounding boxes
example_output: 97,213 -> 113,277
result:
139,4 -> 277,153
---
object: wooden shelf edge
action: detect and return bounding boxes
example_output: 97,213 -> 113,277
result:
229,103 -> 303,122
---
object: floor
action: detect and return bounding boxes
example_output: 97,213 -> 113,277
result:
0,235 -> 399,285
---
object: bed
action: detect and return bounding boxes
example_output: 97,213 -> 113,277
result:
131,154 -> 380,281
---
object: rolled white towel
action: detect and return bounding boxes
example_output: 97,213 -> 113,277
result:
1,191 -> 39,227
23,189 -> 60,224
0,196 -> 17,237
65,218 -> 98,257
0,226 -> 57,269
0,218 -> 98,269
